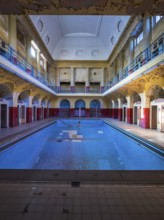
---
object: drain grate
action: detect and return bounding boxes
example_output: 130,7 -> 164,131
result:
71,181 -> 80,187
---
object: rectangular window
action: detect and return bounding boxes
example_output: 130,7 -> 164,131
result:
31,46 -> 36,58
40,57 -> 44,67
152,16 -> 163,27
155,16 -> 163,24
136,32 -> 143,45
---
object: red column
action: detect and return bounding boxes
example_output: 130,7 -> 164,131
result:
127,108 -> 133,124
26,107 -> 32,123
37,108 -> 41,120
54,108 -> 59,117
85,108 -> 90,117
109,109 -> 113,117
101,109 -> 110,117
139,108 -> 150,128
9,107 -> 18,127
112,109 -> 118,119
118,108 -> 122,121
70,108 -> 74,117
44,108 -> 47,118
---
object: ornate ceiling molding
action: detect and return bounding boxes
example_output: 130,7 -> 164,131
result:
0,0 -> 163,15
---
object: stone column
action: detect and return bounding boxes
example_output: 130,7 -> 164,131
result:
117,98 -> 123,121
70,67 -> 75,92
143,16 -> 151,50
25,36 -> 32,73
139,92 -> 150,128
126,96 -> 133,124
100,68 -> 105,93
36,50 -> 41,76
85,68 -> 90,93
9,92 -> 18,127
128,38 -> 134,65
26,36 -> 32,64
57,67 -> 60,92
8,15 -> 17,50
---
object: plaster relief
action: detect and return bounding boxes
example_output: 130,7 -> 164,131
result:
90,68 -> 103,82
75,68 -> 87,82
59,68 -> 71,82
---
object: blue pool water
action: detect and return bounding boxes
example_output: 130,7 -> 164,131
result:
0,119 -> 164,170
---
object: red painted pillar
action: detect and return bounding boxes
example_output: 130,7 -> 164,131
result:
127,108 -> 133,124
101,109 -> 109,117
44,108 -> 47,118
118,108 -> 122,121
26,107 -> 32,123
37,108 -> 41,120
139,108 -> 150,128
112,109 -> 118,119
9,107 -> 18,127
109,109 -> 113,117
112,109 -> 114,118
69,108 -> 74,117
85,108 -> 90,117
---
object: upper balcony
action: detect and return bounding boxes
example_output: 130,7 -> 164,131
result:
0,33 -> 163,97
104,33 -> 164,95
0,38 -> 56,95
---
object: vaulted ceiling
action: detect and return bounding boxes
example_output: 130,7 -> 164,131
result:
0,0 -> 164,15
30,15 -> 130,60
0,0 -> 163,61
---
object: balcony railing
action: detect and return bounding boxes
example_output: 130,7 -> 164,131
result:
1,33 -> 163,95
105,33 -> 164,90
0,38 -> 55,91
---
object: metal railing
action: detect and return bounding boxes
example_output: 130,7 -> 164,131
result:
105,33 -> 164,91
0,38 -> 55,91
1,33 -> 163,95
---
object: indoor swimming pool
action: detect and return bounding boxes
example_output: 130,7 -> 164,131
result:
0,119 -> 163,170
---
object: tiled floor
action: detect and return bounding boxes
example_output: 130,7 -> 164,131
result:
0,117 -> 164,220
0,182 -> 164,220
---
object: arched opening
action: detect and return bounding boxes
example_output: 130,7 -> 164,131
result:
75,99 -> 86,117
59,99 -> 70,117
0,84 -> 13,128
149,85 -> 164,131
32,95 -> 40,121
121,97 -> 127,122
90,100 -> 101,117
47,100 -> 51,117
41,98 -> 48,119
17,91 -> 29,125
132,92 -> 141,125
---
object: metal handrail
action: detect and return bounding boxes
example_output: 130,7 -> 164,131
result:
105,33 -> 164,91
0,38 -> 54,91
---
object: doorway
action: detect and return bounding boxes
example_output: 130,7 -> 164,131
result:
133,106 -> 138,124
151,105 -> 157,129
161,106 -> 164,132
33,106 -> 37,121
0,104 -> 8,128
123,107 -> 126,122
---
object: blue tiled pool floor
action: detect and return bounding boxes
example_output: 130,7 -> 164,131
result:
0,119 -> 163,170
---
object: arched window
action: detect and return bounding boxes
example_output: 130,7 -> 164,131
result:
90,100 -> 100,109
60,100 -> 70,109
75,100 -> 85,109
90,100 -> 101,117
